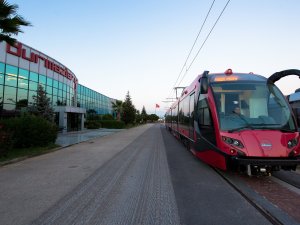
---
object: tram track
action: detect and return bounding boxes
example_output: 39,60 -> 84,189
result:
272,169 -> 300,190
214,169 -> 284,225
214,168 -> 300,225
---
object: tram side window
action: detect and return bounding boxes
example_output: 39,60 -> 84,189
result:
197,95 -> 212,126
189,93 -> 195,127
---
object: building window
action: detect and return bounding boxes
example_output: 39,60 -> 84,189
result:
47,77 -> 53,86
39,74 -> 46,84
29,81 -> 38,91
3,86 -> 16,104
19,68 -> 29,80
18,78 -> 28,89
0,63 -> 5,85
5,75 -> 17,87
29,72 -> 38,82
17,88 -> 28,101
5,65 -> 18,77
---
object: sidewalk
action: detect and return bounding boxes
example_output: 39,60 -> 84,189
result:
0,125 -> 152,225
55,128 -> 124,147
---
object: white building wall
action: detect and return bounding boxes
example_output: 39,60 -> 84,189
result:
6,52 -> 19,67
29,49 -> 39,73
0,42 -> 6,63
19,45 -> 30,70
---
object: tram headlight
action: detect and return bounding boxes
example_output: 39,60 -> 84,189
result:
287,138 -> 298,148
222,136 -> 244,148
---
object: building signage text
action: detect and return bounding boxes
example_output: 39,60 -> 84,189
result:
6,43 -> 78,85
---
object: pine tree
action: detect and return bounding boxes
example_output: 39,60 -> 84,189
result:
141,105 -> 147,123
32,85 -> 54,122
122,91 -> 136,125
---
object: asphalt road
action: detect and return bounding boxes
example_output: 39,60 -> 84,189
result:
0,124 -> 284,225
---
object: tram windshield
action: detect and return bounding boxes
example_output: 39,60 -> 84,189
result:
211,82 -> 296,132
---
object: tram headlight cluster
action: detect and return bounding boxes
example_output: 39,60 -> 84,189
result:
287,138 -> 298,149
222,136 -> 244,148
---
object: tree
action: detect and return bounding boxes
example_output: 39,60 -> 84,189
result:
135,110 -> 142,124
31,84 -> 54,122
122,91 -> 136,125
141,105 -> 147,123
111,100 -> 123,121
0,0 -> 31,45
148,114 -> 159,122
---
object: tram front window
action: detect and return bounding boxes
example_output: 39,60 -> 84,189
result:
211,82 -> 296,132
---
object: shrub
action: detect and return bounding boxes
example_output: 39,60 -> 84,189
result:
85,120 -> 101,129
2,115 -> 57,148
101,114 -> 114,120
100,120 -> 125,129
0,123 -> 13,157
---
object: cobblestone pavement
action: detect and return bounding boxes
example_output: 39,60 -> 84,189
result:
243,176 -> 300,223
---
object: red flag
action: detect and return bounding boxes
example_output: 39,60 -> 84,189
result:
155,104 -> 160,108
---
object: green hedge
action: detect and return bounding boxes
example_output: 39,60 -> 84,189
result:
100,120 -> 125,129
1,115 -> 57,148
85,120 -> 101,129
0,125 -> 13,157
101,114 -> 114,120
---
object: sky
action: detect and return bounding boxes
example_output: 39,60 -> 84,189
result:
12,0 -> 300,117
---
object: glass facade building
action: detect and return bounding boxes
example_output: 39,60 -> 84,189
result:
77,84 -> 113,115
0,41 -> 116,132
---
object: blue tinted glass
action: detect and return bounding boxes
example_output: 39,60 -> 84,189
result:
58,82 -> 63,90
29,81 -> 38,91
58,89 -> 63,98
0,63 -> 5,85
52,95 -> 57,106
30,72 -> 38,82
53,80 -> 58,88
53,87 -> 58,96
5,65 -> 18,77
39,74 -> 46,84
46,85 -> 53,95
3,86 -> 16,104
19,68 -> 29,79
0,72 -> 4,85
17,88 -> 28,101
5,75 -> 17,87
18,78 -> 28,89
47,77 -> 53,86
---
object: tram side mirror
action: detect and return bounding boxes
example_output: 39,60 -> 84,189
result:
200,77 -> 208,94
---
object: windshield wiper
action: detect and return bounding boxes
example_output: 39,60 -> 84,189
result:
256,126 -> 296,133
228,123 -> 296,133
250,123 -> 296,132
228,125 -> 254,133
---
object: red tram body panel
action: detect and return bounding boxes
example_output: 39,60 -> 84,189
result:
165,69 -> 300,175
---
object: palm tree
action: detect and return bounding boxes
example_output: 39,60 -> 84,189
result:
111,100 -> 123,121
0,0 -> 31,45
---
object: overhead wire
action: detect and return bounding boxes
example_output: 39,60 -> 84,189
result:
177,0 -> 231,86
170,0 -> 216,93
166,0 -> 216,100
